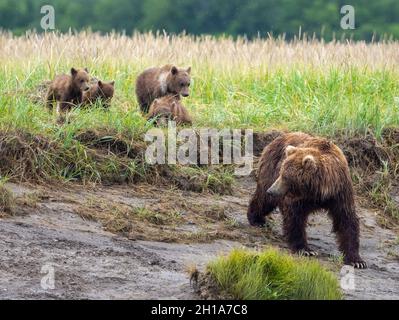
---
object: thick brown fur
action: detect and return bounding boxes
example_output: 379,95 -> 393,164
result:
248,132 -> 366,268
82,80 -> 115,108
135,64 -> 191,113
147,95 -> 192,126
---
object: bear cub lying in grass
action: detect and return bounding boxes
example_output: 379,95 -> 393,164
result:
82,79 -> 115,108
248,132 -> 367,268
147,95 -> 192,126
136,64 -> 191,113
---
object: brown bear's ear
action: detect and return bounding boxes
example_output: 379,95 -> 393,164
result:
110,81 -> 115,86
171,66 -> 178,75
84,68 -> 89,73
98,81 -> 103,87
186,67 -> 191,74
319,140 -> 332,151
302,155 -> 317,169
71,68 -> 78,76
285,145 -> 297,157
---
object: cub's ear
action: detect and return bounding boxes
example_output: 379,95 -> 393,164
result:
171,66 -> 178,75
302,155 -> 317,169
153,99 -> 159,106
285,145 -> 297,157
110,81 -> 115,86
186,67 -> 191,74
84,68 -> 89,73
98,81 -> 103,87
71,68 -> 78,76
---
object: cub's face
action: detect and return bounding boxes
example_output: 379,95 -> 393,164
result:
169,66 -> 191,97
98,81 -> 115,102
71,68 -> 90,92
149,98 -> 177,126
267,146 -> 319,197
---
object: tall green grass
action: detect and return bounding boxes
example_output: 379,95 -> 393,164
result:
1,64 -> 398,138
207,248 -> 342,300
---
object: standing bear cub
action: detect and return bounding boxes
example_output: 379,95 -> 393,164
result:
46,68 -> 90,114
248,132 -> 366,268
135,65 -> 191,113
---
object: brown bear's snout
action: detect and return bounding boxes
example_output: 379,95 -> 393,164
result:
82,83 -> 90,92
267,177 -> 286,197
181,91 -> 190,97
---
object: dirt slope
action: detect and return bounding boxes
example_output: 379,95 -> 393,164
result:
0,178 -> 398,300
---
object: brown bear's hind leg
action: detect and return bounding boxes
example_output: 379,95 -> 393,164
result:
330,204 -> 367,269
56,100 -> 72,124
281,201 -> 317,256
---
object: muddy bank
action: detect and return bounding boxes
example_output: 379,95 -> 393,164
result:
0,178 -> 398,300
0,214 -> 241,299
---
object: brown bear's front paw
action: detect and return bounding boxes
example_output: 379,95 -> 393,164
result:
347,259 -> 367,269
297,249 -> 318,257
249,220 -> 265,228
247,215 -> 266,227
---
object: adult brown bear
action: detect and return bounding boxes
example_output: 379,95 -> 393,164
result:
247,132 -> 366,268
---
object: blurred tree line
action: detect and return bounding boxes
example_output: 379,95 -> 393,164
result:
1,0 -> 398,40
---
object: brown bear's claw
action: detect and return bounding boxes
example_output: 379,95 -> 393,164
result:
351,261 -> 368,269
248,219 -> 265,228
297,249 -> 318,257
252,222 -> 265,228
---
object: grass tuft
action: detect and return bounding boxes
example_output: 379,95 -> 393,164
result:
206,248 -> 342,300
0,178 -> 15,215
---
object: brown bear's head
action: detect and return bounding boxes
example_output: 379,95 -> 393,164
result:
71,67 -> 90,92
149,98 -> 175,127
97,80 -> 115,106
167,66 -> 191,97
267,145 -> 319,198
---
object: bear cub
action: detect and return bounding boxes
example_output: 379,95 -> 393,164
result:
46,68 -> 90,114
147,95 -> 192,126
136,65 -> 191,113
248,132 -> 366,268
82,79 -> 115,108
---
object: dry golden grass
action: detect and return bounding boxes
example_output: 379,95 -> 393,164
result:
1,31 -> 398,72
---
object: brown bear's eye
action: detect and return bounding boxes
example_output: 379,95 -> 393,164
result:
180,82 -> 185,87
80,79 -> 84,83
